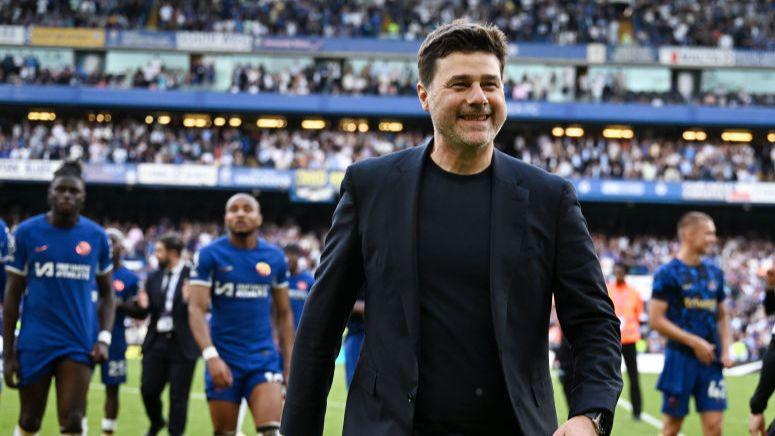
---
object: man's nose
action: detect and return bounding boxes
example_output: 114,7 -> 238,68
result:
466,83 -> 488,105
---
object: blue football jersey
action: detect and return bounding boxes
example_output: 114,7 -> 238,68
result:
0,218 -> 9,303
190,236 -> 288,370
5,214 -> 112,354
110,265 -> 140,354
288,271 -> 314,331
652,258 -> 725,353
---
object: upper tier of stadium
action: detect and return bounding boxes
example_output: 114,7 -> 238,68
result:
1,0 -> 772,50
2,54 -> 774,108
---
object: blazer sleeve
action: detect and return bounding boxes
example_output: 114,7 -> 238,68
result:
282,167 -> 365,436
552,181 -> 623,417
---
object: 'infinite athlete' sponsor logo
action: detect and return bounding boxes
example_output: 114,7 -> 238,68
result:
214,281 -> 269,298
683,297 -> 717,311
34,261 -> 91,280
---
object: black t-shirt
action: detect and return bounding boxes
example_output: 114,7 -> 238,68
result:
413,157 -> 517,434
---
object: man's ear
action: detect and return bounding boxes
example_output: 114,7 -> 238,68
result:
417,82 -> 430,112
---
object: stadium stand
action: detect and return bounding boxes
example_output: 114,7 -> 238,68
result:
3,54 -> 775,107
1,119 -> 772,182
0,0 -> 772,49
1,2 -> 775,432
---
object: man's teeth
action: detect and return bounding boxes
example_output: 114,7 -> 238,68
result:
462,115 -> 488,120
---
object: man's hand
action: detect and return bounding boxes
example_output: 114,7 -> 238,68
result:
91,341 -> 109,363
749,413 -> 766,436
3,353 -> 20,388
206,357 -> 233,389
553,415 -> 597,436
136,289 -> 149,309
690,336 -> 716,365
721,350 -> 734,368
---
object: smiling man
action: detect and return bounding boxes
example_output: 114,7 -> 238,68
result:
282,20 -> 622,436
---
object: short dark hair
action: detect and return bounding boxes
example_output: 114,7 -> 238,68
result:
284,243 -> 301,255
158,232 -> 184,254
53,159 -> 83,181
417,20 -> 508,87
677,211 -> 713,234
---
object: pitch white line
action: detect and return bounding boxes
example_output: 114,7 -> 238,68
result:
617,397 -> 684,436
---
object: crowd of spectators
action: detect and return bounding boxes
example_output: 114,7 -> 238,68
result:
0,53 -> 215,90
1,119 -> 774,181
1,0 -> 772,49
513,134 -> 774,182
3,53 -> 774,108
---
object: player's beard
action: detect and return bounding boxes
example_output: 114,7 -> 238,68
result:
230,228 -> 256,239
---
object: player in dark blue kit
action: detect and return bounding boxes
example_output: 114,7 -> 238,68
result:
0,218 -> 10,400
188,193 -> 295,436
2,161 -> 115,436
285,244 -> 314,331
100,228 -> 142,436
649,212 -> 732,436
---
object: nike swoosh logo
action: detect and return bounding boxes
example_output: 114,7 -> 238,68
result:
35,245 -> 48,252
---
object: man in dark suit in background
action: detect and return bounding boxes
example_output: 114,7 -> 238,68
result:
283,20 -> 622,436
136,233 -> 199,436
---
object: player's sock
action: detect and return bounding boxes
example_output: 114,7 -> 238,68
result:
256,422 -> 281,436
14,426 -> 37,436
213,431 -> 237,436
102,418 -> 117,435
81,417 -> 88,436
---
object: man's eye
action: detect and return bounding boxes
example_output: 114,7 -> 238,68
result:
451,82 -> 468,88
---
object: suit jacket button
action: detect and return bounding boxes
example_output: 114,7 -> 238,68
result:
407,393 -> 415,403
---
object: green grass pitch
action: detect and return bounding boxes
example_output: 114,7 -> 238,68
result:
0,357 -> 758,435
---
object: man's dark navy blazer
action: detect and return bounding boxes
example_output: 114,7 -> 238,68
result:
282,140 -> 623,435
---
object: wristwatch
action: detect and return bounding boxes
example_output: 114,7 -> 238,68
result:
582,410 -> 608,435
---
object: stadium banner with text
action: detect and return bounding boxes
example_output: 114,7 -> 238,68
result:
106,30 -> 176,50
0,159 -> 60,181
29,27 -> 105,48
3,160 -> 775,205
607,45 -> 658,64
290,169 -> 343,203
135,163 -> 219,187
681,181 -> 775,204
217,167 -> 292,190
0,25 -> 26,45
658,46 -> 735,67
176,31 -> 253,52
734,50 -> 775,68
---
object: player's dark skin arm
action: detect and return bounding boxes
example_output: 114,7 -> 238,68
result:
272,284 -> 295,383
93,272 -> 115,363
118,295 -> 147,319
2,271 -> 26,388
188,283 -> 233,388
649,299 -> 716,365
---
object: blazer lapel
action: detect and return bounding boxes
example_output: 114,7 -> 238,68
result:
387,140 -> 431,355
490,149 -> 529,348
